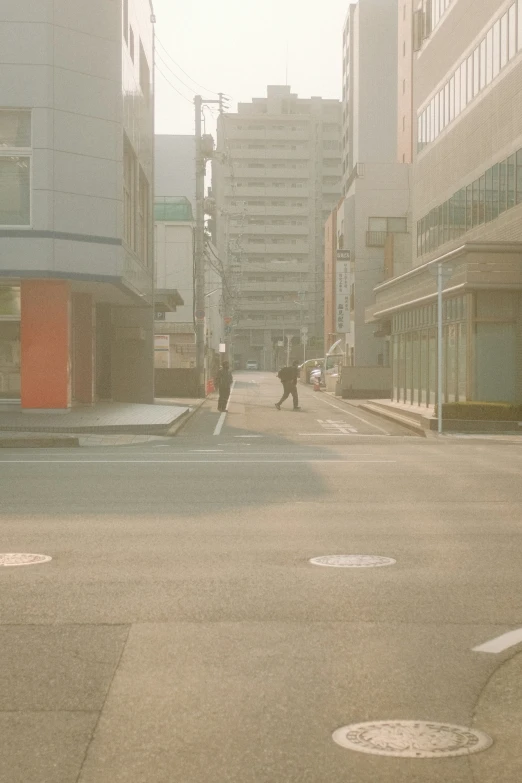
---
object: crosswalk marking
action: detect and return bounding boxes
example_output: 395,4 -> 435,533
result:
317,419 -> 358,434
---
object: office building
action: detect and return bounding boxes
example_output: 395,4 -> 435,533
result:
373,0 -> 522,405
0,0 -> 155,408
213,85 -> 342,370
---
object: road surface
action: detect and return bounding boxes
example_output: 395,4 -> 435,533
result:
1,371 -> 521,782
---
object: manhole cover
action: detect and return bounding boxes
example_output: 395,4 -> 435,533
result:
332,720 -> 493,758
0,553 -> 52,567
310,555 -> 396,568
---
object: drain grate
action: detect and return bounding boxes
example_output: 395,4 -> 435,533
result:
332,720 -> 493,758
310,555 -> 396,568
0,553 -> 52,567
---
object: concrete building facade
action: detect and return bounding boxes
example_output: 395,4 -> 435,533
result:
154,135 -> 196,212
0,0 -> 155,408
213,86 -> 342,370
373,0 -> 522,405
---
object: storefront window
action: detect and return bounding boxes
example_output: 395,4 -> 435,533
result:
458,322 -> 468,401
405,333 -> 412,403
447,324 -> 457,402
392,335 -> 398,401
412,332 -> 420,405
428,329 -> 437,406
0,286 -> 21,400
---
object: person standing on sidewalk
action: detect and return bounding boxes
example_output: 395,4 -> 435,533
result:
215,361 -> 233,412
275,360 -> 300,410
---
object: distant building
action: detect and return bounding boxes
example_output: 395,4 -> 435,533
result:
213,85 -> 342,370
155,136 -> 196,212
372,0 -> 522,405
0,0 -> 155,408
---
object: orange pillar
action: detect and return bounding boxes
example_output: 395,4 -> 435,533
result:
72,293 -> 94,404
21,280 -> 71,409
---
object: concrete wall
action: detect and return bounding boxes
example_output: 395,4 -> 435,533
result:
340,365 -> 392,398
155,221 -> 194,323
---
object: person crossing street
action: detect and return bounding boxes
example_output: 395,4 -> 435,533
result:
275,360 -> 300,410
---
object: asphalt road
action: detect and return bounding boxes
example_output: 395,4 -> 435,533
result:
1,371 -> 521,782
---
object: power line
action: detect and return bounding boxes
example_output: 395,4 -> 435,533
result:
155,49 -> 197,97
155,36 -> 221,97
155,63 -> 194,105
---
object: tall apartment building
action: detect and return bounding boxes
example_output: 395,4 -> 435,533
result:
373,0 -> 522,405
213,86 -> 342,370
0,0 -> 154,408
329,0 -> 410,365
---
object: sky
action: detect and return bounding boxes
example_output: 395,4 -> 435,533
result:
153,0 -> 352,137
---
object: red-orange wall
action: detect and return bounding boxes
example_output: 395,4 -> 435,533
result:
21,280 -> 71,409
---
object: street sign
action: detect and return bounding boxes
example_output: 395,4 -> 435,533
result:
224,316 -> 232,325
195,309 -> 205,321
300,326 -> 308,335
336,255 -> 351,333
337,250 -> 350,261
219,343 -> 226,353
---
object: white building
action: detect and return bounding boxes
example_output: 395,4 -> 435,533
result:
0,0 -> 155,408
213,86 -> 342,370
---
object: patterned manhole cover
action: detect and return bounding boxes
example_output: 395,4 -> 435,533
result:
332,720 -> 493,758
310,555 -> 396,568
0,553 -> 52,567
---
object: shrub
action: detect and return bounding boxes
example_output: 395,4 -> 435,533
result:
438,402 -> 522,421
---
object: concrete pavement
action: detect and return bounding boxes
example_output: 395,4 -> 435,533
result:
0,371 -> 521,782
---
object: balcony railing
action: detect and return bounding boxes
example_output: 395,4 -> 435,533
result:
366,231 -> 387,247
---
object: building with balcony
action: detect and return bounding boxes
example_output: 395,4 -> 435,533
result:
0,0 -> 155,408
213,85 -> 342,370
372,0 -> 522,406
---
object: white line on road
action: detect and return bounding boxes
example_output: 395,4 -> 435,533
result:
472,628 -> 522,654
313,396 -> 391,435
213,380 -> 236,436
0,459 -> 398,465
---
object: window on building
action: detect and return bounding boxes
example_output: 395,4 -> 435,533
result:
139,41 -> 150,105
478,175 -> 485,224
0,110 -> 31,226
123,0 -> 129,44
123,137 -> 136,249
492,19 -> 500,77
507,153 -> 516,209
485,168 -> 493,222
486,28 -> 493,84
479,38 -> 486,90
509,3 -> 516,59
129,26 -> 135,62
491,163 -> 499,219
500,11 -> 509,68
460,60 -> 467,110
498,160 -> 507,214
472,46 -> 480,97
517,150 -> 522,203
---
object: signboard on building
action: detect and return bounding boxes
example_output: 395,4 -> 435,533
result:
154,335 -> 170,350
336,251 -> 351,333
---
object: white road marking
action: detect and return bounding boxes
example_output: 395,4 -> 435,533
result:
472,628 -> 522,654
191,449 -> 224,453
213,380 -> 236,436
317,418 -> 357,434
0,459 -> 397,465
314,396 -> 391,435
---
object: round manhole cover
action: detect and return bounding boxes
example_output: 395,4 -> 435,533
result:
332,720 -> 493,758
0,553 -> 52,567
310,555 -> 396,568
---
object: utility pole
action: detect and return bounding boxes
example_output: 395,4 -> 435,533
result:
194,92 -> 229,396
194,95 -> 206,397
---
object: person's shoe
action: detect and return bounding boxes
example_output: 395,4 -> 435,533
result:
275,403 -> 281,410
293,406 -> 301,411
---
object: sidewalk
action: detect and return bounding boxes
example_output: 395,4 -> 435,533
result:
0,398 -> 206,447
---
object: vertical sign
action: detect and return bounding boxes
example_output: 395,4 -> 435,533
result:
336,250 -> 351,333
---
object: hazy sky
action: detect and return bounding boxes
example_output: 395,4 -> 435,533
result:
153,0 -> 351,137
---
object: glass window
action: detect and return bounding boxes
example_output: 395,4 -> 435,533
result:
443,200 -> 449,243
486,28 -> 493,84
426,103 -> 432,143
0,157 -> 30,226
478,175 -> 485,224
444,82 -> 450,126
492,20 -> 501,77
430,98 -> 436,141
499,160 -> 507,214
472,179 -> 479,227
368,217 -> 387,232
0,111 -> 31,147
507,153 -> 516,209
509,3 -> 516,59
460,61 -> 467,110
517,149 -> 522,204
438,205 -> 443,246
491,163 -> 499,219
448,195 -> 455,239
480,38 -> 487,90
466,184 -> 472,230
458,322 -> 467,401
434,92 -> 440,136
438,89 -> 444,132
454,68 -> 461,116
485,167 -> 493,222
447,324 -> 457,403
500,12 -> 509,69
519,0 -> 522,52
473,47 -> 480,97
467,54 -> 474,102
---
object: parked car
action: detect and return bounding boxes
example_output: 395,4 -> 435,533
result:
246,360 -> 259,370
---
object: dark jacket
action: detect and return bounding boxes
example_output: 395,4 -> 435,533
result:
278,366 -> 298,384
215,368 -> 233,391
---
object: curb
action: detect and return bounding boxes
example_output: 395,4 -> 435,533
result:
166,398 -> 207,436
358,403 -> 427,437
0,434 -> 80,448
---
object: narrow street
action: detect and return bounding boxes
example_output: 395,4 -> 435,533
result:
1,372 -> 521,782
